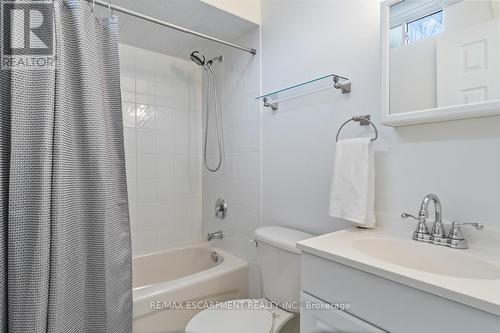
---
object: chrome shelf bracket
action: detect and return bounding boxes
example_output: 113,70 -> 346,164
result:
333,76 -> 351,94
263,97 -> 278,111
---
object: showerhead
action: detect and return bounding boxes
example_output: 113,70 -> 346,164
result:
190,51 -> 206,67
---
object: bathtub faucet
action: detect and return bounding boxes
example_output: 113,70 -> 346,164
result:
207,231 -> 223,241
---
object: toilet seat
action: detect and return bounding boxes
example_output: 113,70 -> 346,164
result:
186,299 -> 273,333
185,299 -> 294,333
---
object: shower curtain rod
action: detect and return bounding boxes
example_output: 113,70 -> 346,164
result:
87,0 -> 257,55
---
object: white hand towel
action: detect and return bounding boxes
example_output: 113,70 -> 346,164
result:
329,138 -> 375,228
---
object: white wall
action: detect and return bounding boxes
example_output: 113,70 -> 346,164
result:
202,27 -> 261,297
120,44 -> 203,256
261,0 -> 500,236
200,0 -> 261,24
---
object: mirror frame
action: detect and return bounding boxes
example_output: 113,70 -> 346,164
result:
380,0 -> 500,127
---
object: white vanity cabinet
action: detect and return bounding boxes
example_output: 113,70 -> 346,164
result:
300,291 -> 386,333
300,253 -> 500,333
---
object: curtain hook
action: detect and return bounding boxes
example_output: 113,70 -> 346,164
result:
92,0 -> 95,11
108,2 -> 112,16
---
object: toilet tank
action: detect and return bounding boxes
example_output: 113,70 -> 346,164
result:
254,226 -> 313,313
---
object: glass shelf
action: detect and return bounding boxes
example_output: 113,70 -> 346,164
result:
256,73 -> 350,110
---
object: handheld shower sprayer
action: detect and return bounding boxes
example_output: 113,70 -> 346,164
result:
190,50 -> 224,173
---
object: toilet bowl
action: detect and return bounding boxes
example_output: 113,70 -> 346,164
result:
185,226 -> 314,333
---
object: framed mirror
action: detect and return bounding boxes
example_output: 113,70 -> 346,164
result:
381,0 -> 500,126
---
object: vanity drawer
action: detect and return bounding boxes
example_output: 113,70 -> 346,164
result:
301,253 -> 500,333
300,291 -> 386,333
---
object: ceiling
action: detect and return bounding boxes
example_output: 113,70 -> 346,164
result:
93,0 -> 258,60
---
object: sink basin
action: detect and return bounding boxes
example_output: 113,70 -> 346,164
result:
351,238 -> 500,280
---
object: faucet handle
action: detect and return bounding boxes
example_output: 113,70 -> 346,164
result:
401,213 -> 421,221
452,221 -> 484,230
448,221 -> 484,240
447,221 -> 483,249
401,212 -> 430,241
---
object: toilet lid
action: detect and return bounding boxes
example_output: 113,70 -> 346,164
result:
185,300 -> 274,333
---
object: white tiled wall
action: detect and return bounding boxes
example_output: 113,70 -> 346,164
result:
202,27 -> 262,297
119,44 -> 203,256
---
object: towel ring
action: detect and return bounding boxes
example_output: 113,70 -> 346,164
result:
336,115 -> 378,142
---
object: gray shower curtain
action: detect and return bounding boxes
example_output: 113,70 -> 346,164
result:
0,0 -> 132,332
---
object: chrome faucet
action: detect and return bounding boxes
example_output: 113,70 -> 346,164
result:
402,194 -> 483,249
207,231 -> 223,241
419,194 -> 446,244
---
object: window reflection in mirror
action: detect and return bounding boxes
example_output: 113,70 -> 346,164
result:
389,0 -> 500,114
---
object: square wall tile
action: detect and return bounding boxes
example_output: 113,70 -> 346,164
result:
120,75 -> 135,92
173,154 -> 190,177
125,153 -> 137,179
136,202 -> 159,227
232,152 -> 260,180
127,179 -> 136,203
156,130 -> 174,154
121,90 -> 135,104
131,226 -> 159,256
157,154 -> 173,178
137,154 -> 157,178
123,128 -> 136,154
137,178 -> 158,202
228,179 -> 260,208
156,107 -> 173,130
119,45 -> 135,74
135,49 -> 157,79
136,93 -> 155,106
136,78 -> 155,105
169,82 -> 191,110
157,177 -> 175,201
137,129 -> 156,154
122,102 -> 136,128
232,122 -> 260,152
128,203 -> 137,229
136,78 -> 155,94
137,104 -> 155,129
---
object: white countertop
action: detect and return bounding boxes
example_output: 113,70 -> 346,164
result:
297,227 -> 500,317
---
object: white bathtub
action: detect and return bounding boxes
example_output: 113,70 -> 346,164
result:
132,243 -> 249,333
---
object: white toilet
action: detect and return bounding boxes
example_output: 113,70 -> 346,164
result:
186,225 -> 313,333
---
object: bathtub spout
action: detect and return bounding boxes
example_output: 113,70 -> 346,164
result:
208,231 -> 223,241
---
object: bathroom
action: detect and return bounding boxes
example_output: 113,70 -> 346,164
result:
1,0 -> 500,332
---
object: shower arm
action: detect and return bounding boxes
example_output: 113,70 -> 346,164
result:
207,56 -> 223,66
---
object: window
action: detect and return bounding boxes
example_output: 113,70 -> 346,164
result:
406,10 -> 444,44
